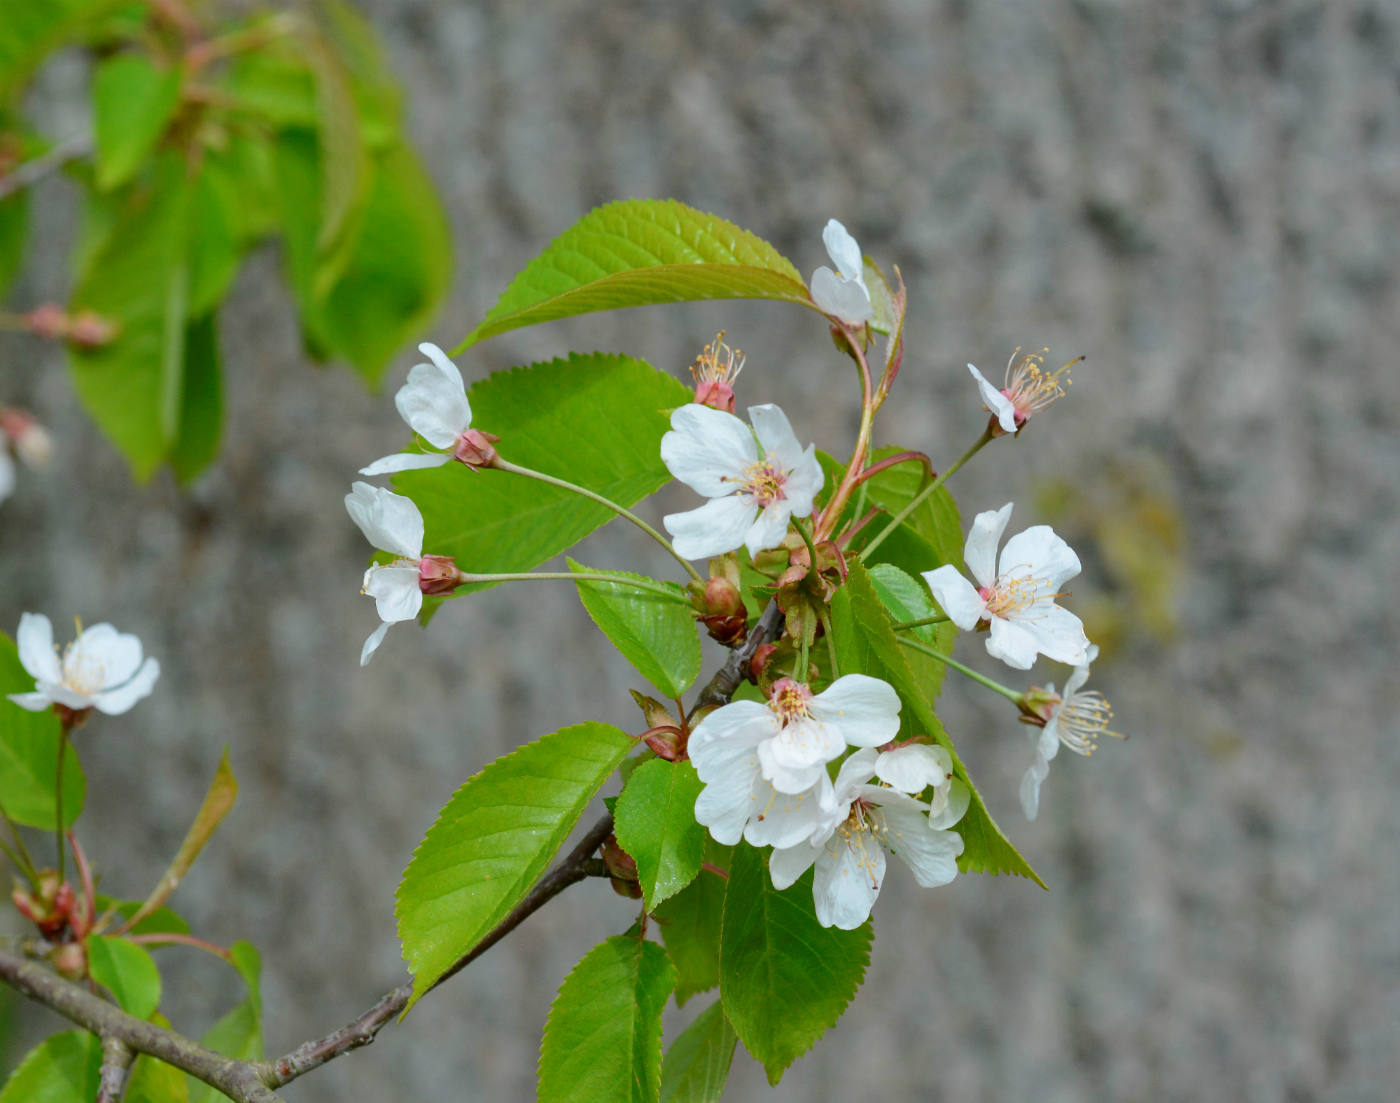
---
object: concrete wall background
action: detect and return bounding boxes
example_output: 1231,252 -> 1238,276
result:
3,1 -> 1398,1100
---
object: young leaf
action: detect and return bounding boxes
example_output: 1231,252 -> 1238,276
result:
395,354 -> 691,598
538,935 -> 676,1103
0,630 -> 85,829
719,844 -> 872,1085
0,1031 -> 100,1103
168,312 -> 223,484
396,722 -> 635,1011
458,199 -> 814,349
613,759 -> 706,911
87,935 -> 161,1019
185,941 -> 262,1103
831,559 -> 1045,886
93,54 -> 182,191
652,865 -> 726,1005
660,1000 -> 738,1103
568,559 -> 700,698
867,562 -> 956,702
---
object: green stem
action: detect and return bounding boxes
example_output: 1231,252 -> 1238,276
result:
819,608 -> 839,678
889,614 -> 950,632
897,637 -> 1023,703
0,802 -> 37,885
54,724 -> 70,882
860,426 -> 995,558
796,631 -> 810,683
492,458 -> 703,583
457,571 -> 691,604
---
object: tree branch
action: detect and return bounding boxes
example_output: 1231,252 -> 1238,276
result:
95,1036 -> 134,1103
694,600 -> 784,709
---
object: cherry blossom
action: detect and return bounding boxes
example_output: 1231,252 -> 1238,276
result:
809,219 -> 874,325
7,613 -> 160,717
1019,645 -> 1121,820
0,408 -> 52,506
660,403 -> 824,560
689,675 -> 902,850
968,348 -> 1074,435
923,502 -> 1090,670
769,747 -> 968,930
689,331 -> 745,414
360,343 -> 497,475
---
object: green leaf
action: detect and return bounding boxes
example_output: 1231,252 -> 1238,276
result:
0,1032 -> 100,1103
87,935 -> 161,1019
93,54 -> 181,191
0,190 -> 28,298
186,942 -> 261,1103
395,354 -> 691,600
660,1001 -> 738,1103
0,631 -> 85,829
0,0 -> 126,102
652,865 -> 726,1006
568,560 -> 700,698
538,935 -> 676,1103
168,312 -> 222,483
458,199 -> 813,350
187,170 -> 241,317
396,722 -> 634,1011
852,446 -> 964,579
614,759 -> 706,911
830,559 -> 1044,886
93,895 -> 189,937
719,844 -> 871,1085
866,563 -> 956,702
125,1015 -> 189,1103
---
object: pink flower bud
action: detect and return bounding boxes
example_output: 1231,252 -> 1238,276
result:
67,311 -> 119,349
452,428 -> 500,469
49,940 -> 88,980
417,554 -> 464,596
24,302 -> 68,340
0,408 -> 52,467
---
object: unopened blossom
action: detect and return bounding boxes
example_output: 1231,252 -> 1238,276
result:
968,348 -> 1075,435
345,482 -> 462,665
8,613 -> 160,717
689,675 -> 902,850
361,343 -> 498,475
769,747 -> 968,930
689,331 -> 745,414
661,403 -> 824,560
1019,645 -> 1121,820
924,503 -> 1090,670
809,219 -> 874,325
0,408 -> 52,505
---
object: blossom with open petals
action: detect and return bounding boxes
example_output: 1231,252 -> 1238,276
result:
809,219 -> 874,325
689,675 -> 901,850
7,613 -> 160,716
361,344 -> 497,475
1020,645 -> 1121,820
661,403 -> 823,560
769,747 -> 969,930
923,503 -> 1090,670
968,349 -> 1075,435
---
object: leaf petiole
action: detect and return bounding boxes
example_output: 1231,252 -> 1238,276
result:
896,636 -> 1023,703
461,571 -> 691,605
860,426 -> 994,558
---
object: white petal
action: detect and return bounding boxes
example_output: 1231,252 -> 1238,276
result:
660,404 -> 756,498
1037,721 -> 1061,761
1020,754 -> 1051,820
769,840 -> 822,890
809,674 -> 902,748
345,482 -> 424,560
91,658 -> 160,715
810,267 -> 874,324
70,623 -> 143,690
396,365 -> 472,449
364,565 -> 423,624
832,747 -> 881,798
39,680 -> 95,710
744,774 -> 835,850
875,743 -> 952,793
813,832 -> 883,929
694,751 -> 764,846
418,342 -> 464,391
880,801 -> 964,888
822,219 -> 865,286
359,451 -> 452,476
0,450 -> 13,502
1016,604 -> 1090,666
964,503 -> 1013,588
922,566 -> 986,631
782,446 -> 826,516
757,724 -> 840,795
998,525 -> 1081,590
985,615 -> 1041,670
688,702 -> 772,781
16,613 -> 61,684
360,621 -> 392,666
748,404 -> 805,475
665,495 -> 756,560
7,691 -> 55,712
968,364 -> 1018,433
743,503 -> 793,558
925,777 -> 971,830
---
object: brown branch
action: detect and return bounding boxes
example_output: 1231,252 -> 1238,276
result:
95,1036 -> 133,1103
0,949 -> 286,1102
694,600 -> 785,709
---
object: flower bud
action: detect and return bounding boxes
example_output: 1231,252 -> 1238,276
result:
641,726 -> 682,760
67,311 -> 118,349
24,303 -> 67,340
13,870 -> 74,940
629,690 -> 679,733
49,940 -> 88,980
418,554 -> 464,596
0,408 -> 52,468
747,642 -> 778,684
453,428 -> 500,469
601,835 -> 638,882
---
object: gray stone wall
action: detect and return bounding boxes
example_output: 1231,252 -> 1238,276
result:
3,1 -> 1397,1100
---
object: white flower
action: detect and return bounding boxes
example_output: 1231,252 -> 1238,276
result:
1020,645 -> 1121,820
769,747 -> 969,930
923,503 -> 1090,670
689,675 -> 902,850
968,349 -> 1073,435
661,403 -> 824,560
7,613 -> 160,716
345,482 -> 427,665
361,344 -> 483,475
809,219 -> 874,325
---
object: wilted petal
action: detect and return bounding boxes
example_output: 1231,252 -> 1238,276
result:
968,364 -> 1018,433
360,622 -> 392,667
660,404 -> 756,497
964,503 -> 1013,589
922,566 -> 985,631
396,365 -> 472,449
665,495 -> 757,560
91,658 -> 160,715
810,674 -> 902,748
359,451 -> 452,477
16,612 -> 61,684
1020,753 -> 1051,820
813,834 -> 883,930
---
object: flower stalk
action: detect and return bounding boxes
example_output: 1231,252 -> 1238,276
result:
896,635 -> 1024,703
